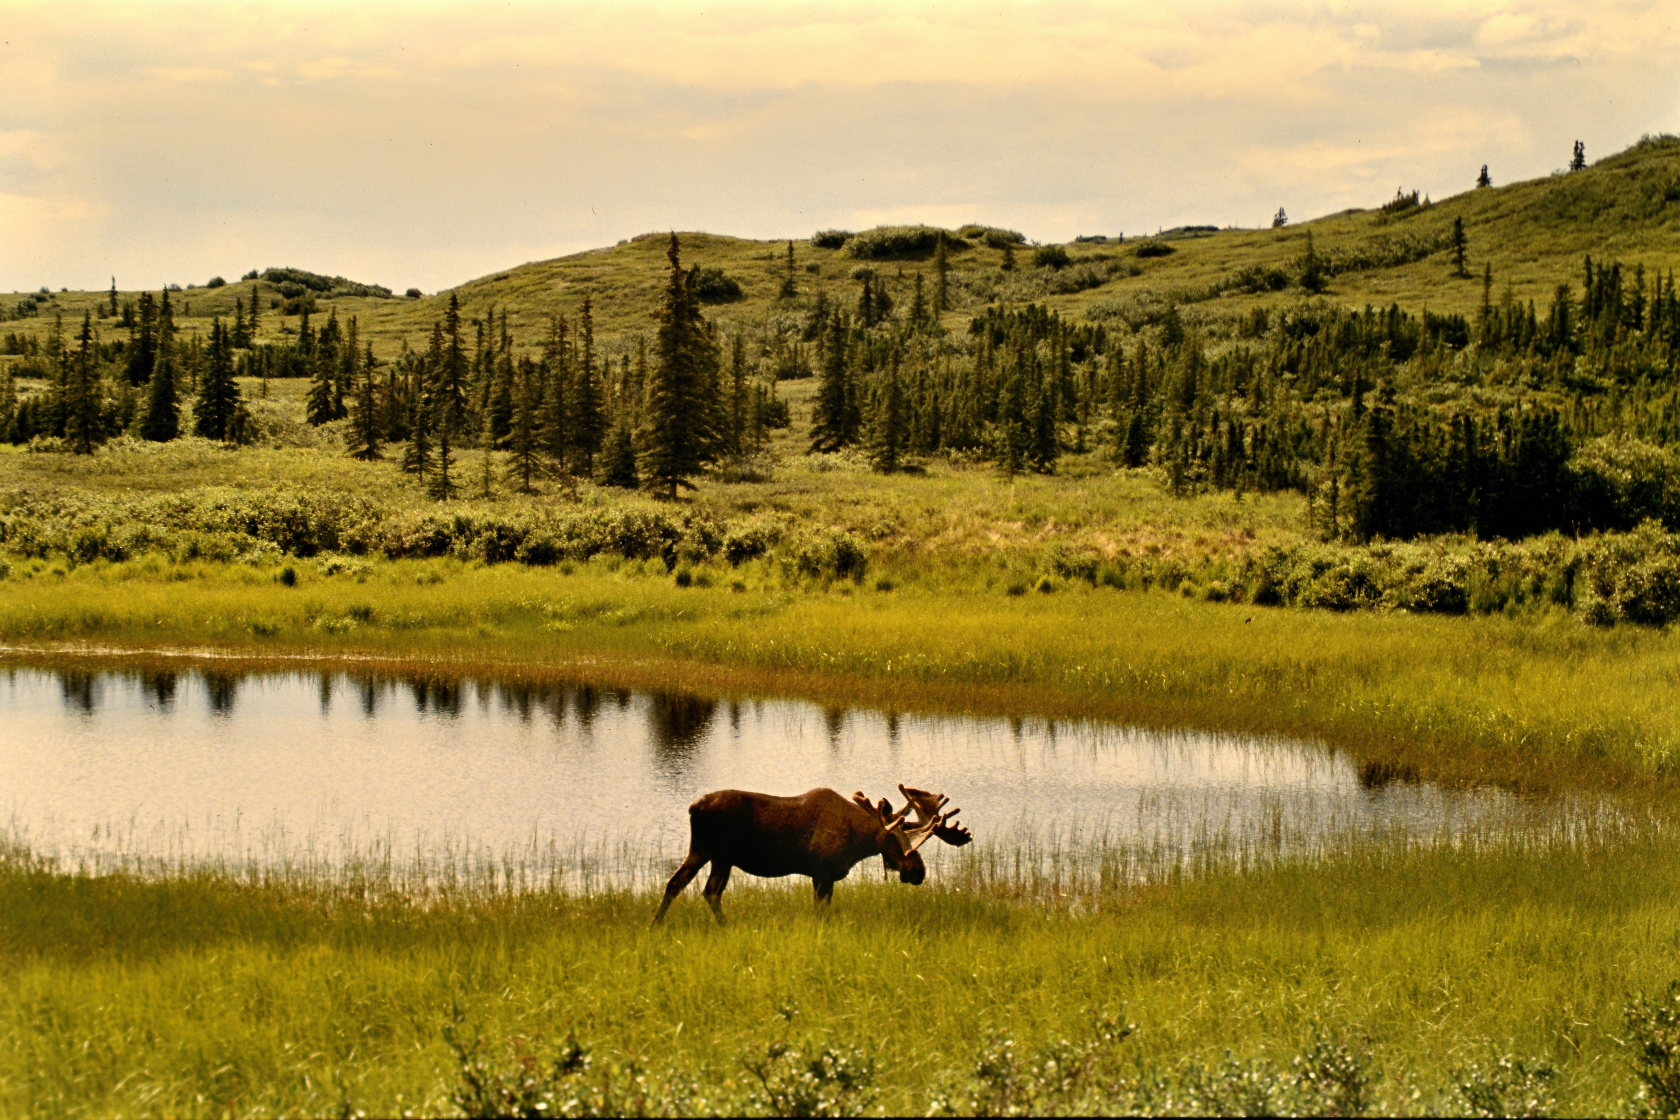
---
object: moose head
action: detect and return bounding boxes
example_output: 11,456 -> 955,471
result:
852,783 -> 974,885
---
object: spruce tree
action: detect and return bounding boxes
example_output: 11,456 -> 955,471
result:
638,233 -> 720,499
124,292 -> 158,386
193,318 -> 241,440
1272,207 -> 1288,228
305,311 -> 341,425
809,310 -> 851,452
337,314 -> 358,419
910,273 -> 927,327
109,278 -> 118,318
506,355 -> 539,492
437,293 -> 469,436
1477,164 -> 1492,189
141,304 -> 180,442
539,313 -> 570,475
779,240 -> 797,300
1451,217 -> 1468,278
1001,241 -> 1016,271
868,354 -> 903,473
248,283 -> 261,342
934,232 -> 950,315
1570,140 -> 1586,172
726,332 -> 749,461
65,313 -> 100,455
570,295 -> 605,474
602,415 -> 639,488
349,341 -> 382,461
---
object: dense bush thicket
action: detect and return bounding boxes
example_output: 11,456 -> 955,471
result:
0,487 -> 870,582
842,225 -> 955,259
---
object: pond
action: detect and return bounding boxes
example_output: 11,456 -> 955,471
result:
2,660 -> 1533,893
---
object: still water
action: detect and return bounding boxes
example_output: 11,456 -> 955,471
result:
2,662 -> 1518,889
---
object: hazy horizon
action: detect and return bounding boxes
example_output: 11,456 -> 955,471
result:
2,0 -> 1676,295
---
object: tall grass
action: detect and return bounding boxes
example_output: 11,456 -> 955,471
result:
4,808 -> 1680,1116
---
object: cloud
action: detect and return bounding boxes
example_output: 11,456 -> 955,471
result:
0,0 -> 1675,292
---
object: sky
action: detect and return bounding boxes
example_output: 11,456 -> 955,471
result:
1,0 -> 1676,295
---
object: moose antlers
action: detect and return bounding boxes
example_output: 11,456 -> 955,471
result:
853,785 -> 973,850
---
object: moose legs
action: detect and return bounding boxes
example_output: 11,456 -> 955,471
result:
812,877 -> 834,906
653,851 -> 708,925
652,850 -> 733,926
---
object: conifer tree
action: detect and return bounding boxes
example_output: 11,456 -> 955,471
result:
1000,348 -> 1030,476
726,332 -> 749,461
124,292 -> 158,386
1570,140 -> 1586,172
1451,217 -> 1468,278
779,240 -> 797,300
602,415 -> 639,488
232,297 -> 248,349
141,301 -> 180,442
478,403 -> 496,500
868,354 -> 903,473
65,313 -> 100,455
193,318 -> 241,440
429,315 -> 459,499
1001,241 -> 1016,271
248,283 -> 261,342
506,355 -> 539,492
910,273 -> 927,327
1299,230 -> 1327,292
539,313 -> 571,475
1029,364 -> 1059,473
437,293 -> 469,436
402,342 -> 435,484
934,232 -> 950,315
349,341 -> 383,461
1272,207 -> 1288,228
639,233 -> 720,499
809,310 -> 851,452
488,328 -> 514,446
337,314 -> 359,419
109,278 -> 118,318
305,311 -> 342,425
1477,164 -> 1492,189
570,295 -> 605,474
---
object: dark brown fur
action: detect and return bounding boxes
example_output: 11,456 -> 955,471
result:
652,787 -> 931,924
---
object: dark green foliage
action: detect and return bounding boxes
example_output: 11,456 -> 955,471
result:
405,288 -> 422,299
260,266 -> 391,299
601,415 -> 638,489
779,240 -> 798,300
1478,164 -> 1492,189
568,297 -> 606,475
1571,140 -> 1587,172
1133,240 -> 1175,258
690,267 -> 743,303
842,224 -> 952,259
1033,244 -> 1072,270
192,319 -> 243,442
64,313 -> 100,455
808,311 -> 855,453
1451,217 -> 1468,278
1273,207 -> 1289,227
867,356 -> 902,473
124,292 -> 158,386
811,229 -> 852,249
1380,187 -> 1421,215
348,341 -> 382,461
505,356 -> 539,492
639,234 -> 721,499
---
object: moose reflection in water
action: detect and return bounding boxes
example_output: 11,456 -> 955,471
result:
653,784 -> 973,924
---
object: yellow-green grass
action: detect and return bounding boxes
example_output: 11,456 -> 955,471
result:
3,820 -> 1677,1117
4,550 -> 1679,793
7,137 -> 1679,363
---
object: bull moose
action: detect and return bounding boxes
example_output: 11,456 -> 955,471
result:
652,784 -> 972,924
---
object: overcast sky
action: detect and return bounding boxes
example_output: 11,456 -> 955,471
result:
1,0 -> 1676,295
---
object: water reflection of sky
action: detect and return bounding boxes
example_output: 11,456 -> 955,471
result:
2,665 -> 1515,878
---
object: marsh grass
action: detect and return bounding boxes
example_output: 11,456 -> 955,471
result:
4,802 -> 1680,1116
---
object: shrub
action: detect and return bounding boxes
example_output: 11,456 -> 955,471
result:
811,229 -> 852,249
1626,981 -> 1680,1118
205,276 -> 226,289
842,225 -> 950,259
782,528 -> 869,582
691,267 -> 743,303
959,225 -> 1027,248
405,287 -> 422,299
1033,245 -> 1072,270
1133,240 -> 1175,258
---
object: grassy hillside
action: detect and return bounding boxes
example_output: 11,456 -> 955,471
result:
6,136 -> 1679,367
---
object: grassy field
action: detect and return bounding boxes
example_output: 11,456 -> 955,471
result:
5,816 -> 1680,1117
